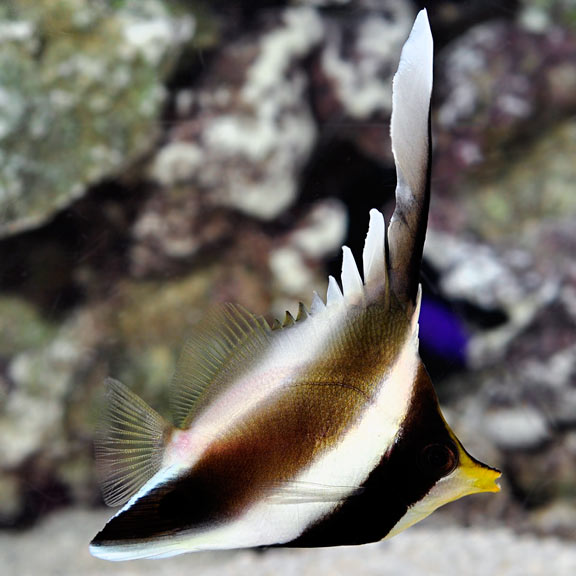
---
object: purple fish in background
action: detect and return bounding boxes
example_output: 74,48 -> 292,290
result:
419,296 -> 468,368
89,10 -> 500,561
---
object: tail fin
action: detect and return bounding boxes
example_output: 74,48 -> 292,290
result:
95,378 -> 171,507
387,9 -> 433,309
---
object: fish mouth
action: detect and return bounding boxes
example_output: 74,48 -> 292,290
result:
444,426 -> 501,495
470,463 -> 501,494
457,448 -> 501,495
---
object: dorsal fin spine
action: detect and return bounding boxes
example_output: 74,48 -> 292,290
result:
311,291 -> 326,315
327,275 -> 344,305
297,302 -> 308,320
363,209 -> 387,287
341,246 -> 364,297
283,311 -> 295,327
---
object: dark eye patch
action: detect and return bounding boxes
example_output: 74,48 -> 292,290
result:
419,443 -> 458,478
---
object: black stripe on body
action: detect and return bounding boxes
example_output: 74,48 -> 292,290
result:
91,302 -> 413,550
284,363 -> 455,547
91,373 -> 380,548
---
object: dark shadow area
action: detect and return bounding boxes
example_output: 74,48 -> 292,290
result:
0,179 -> 148,318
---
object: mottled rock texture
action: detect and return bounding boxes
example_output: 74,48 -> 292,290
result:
0,0 -> 193,239
1,0 -> 576,542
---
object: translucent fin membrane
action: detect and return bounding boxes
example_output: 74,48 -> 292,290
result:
95,378 -> 169,507
170,304 -> 271,428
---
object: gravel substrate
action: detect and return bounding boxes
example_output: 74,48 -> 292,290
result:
2,509 -> 576,576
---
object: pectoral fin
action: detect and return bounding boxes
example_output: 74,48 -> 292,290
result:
266,480 -> 365,505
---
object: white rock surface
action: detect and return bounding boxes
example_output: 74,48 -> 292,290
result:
190,6 -> 322,221
321,0 -> 412,119
484,407 -> 551,451
2,509 -> 576,576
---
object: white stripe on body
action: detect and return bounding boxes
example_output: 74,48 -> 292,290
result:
96,317 -> 419,560
162,301 -> 352,471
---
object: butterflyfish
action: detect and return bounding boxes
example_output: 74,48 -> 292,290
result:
90,10 -> 500,561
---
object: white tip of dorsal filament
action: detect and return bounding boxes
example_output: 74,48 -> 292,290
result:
341,246 -> 364,298
310,291 -> 326,315
327,275 -> 344,305
391,9 -> 433,201
362,209 -> 386,285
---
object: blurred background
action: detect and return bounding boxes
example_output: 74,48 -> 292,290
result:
1,0 -> 576,574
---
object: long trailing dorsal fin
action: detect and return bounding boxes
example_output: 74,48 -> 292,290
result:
170,12 -> 433,429
387,9 -> 433,309
170,303 -> 272,428
95,378 -> 171,507
306,12 -> 433,317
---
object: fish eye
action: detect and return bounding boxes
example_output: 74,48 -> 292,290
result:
419,443 -> 458,477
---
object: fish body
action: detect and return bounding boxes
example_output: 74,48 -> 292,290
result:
90,10 -> 500,561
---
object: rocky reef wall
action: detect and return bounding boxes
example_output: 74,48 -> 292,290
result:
1,0 -> 576,539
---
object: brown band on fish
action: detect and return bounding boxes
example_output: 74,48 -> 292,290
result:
92,301 -> 414,547
90,12 -> 501,560
285,363 -> 457,547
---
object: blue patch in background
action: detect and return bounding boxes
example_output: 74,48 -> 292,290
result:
419,297 -> 468,368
